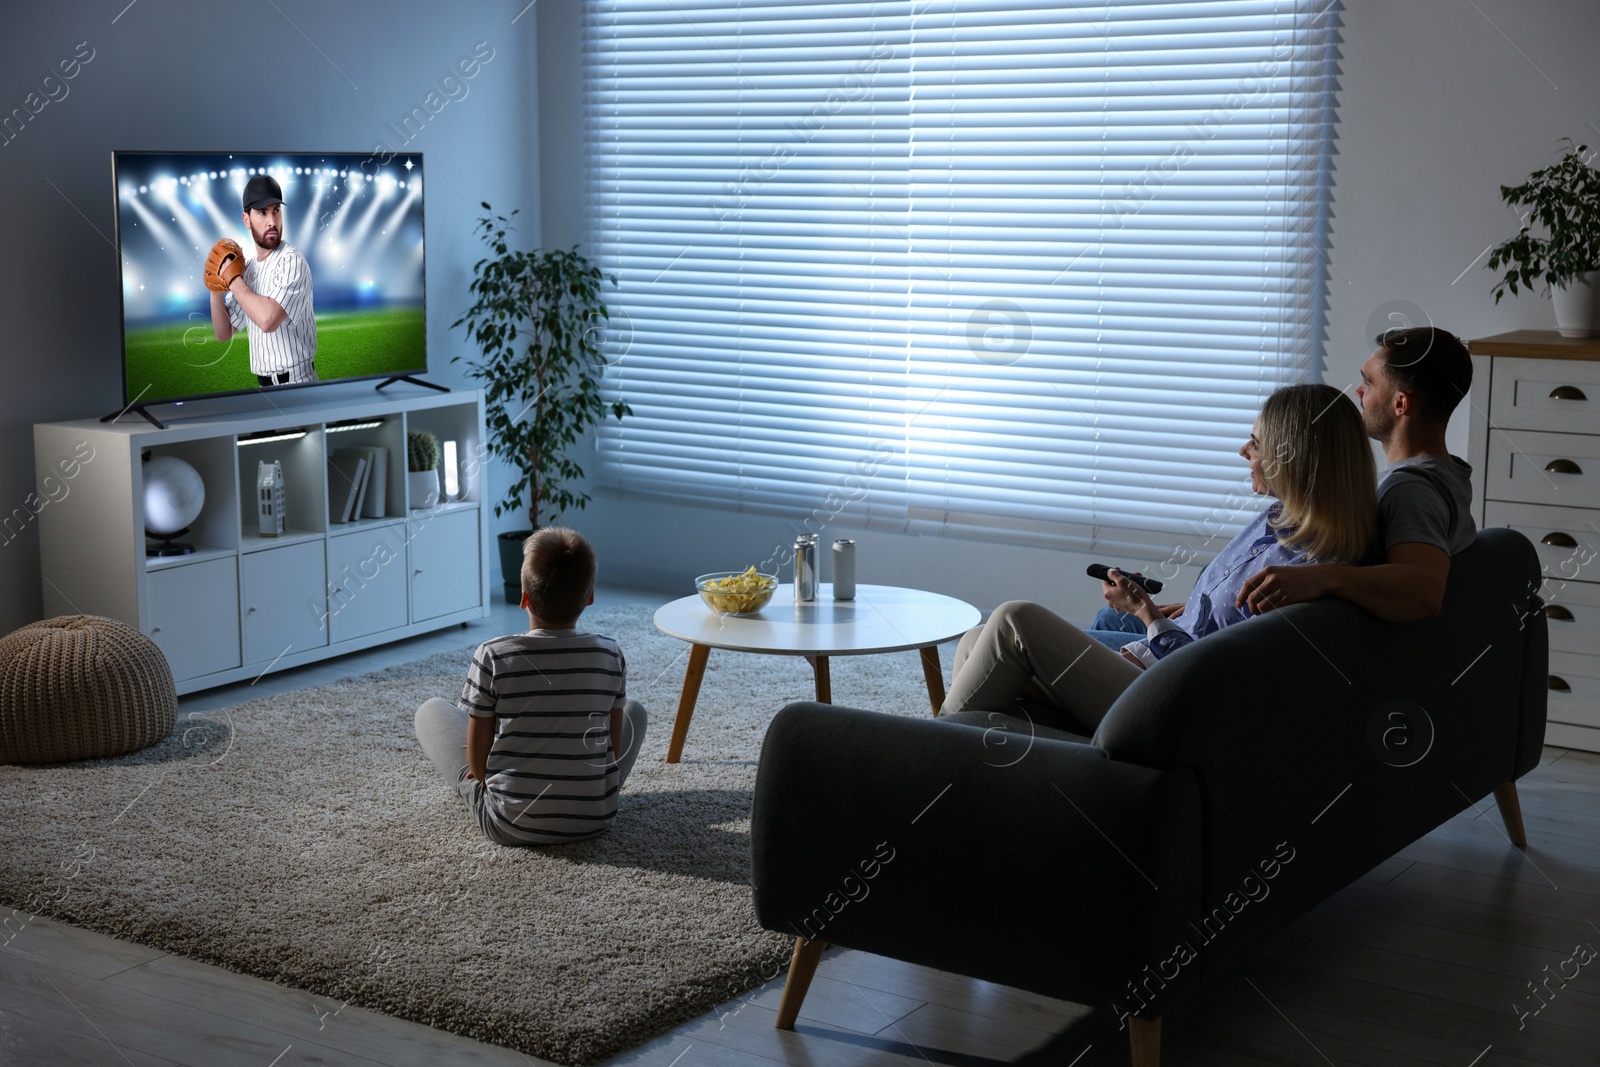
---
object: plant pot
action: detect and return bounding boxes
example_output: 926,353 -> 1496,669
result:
1552,271 -> 1600,338
408,470 -> 440,509
498,529 -> 534,605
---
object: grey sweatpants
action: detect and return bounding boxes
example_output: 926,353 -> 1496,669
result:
414,697 -> 648,844
945,600 -> 1141,735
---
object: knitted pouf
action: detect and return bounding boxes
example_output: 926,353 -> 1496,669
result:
0,615 -> 177,764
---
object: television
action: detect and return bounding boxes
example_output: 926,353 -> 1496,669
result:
110,150 -> 429,423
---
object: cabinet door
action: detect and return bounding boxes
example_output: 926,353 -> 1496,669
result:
147,558 -> 241,681
409,509 -> 481,621
326,527 -> 409,643
240,541 -> 329,665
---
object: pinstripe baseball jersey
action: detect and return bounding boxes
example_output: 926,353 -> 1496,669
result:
225,242 -> 318,380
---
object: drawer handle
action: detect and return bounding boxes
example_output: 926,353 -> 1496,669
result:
1542,532 -> 1579,547
1549,675 -> 1571,692
1550,385 -> 1588,401
1544,604 -> 1576,621
1544,458 -> 1583,475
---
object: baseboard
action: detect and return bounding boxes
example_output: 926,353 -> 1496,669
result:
599,560 -> 687,595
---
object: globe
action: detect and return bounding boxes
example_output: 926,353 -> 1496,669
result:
143,455 -> 206,537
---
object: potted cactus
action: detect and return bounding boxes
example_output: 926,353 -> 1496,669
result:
407,430 -> 441,509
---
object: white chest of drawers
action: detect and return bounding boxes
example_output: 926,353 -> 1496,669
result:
1469,331 -> 1600,753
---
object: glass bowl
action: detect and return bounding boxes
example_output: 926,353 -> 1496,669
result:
695,570 -> 779,615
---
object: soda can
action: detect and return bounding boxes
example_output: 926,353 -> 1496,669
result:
833,539 -> 856,600
794,535 -> 819,602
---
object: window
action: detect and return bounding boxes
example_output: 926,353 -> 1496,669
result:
585,0 -> 1340,553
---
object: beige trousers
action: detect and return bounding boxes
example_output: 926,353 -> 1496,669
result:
945,600 -> 1141,735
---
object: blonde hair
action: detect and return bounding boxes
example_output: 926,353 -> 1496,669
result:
520,527 -> 596,624
1257,383 -> 1377,564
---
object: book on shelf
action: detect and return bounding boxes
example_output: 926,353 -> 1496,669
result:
328,450 -> 369,524
355,446 -> 388,518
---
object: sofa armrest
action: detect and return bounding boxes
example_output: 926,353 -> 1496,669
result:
751,702 -> 1203,1009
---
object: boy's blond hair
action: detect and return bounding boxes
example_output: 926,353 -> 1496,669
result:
521,527 -> 596,624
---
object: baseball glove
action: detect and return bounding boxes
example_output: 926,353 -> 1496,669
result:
203,239 -> 246,293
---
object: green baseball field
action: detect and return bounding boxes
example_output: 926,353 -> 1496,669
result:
123,306 -> 426,402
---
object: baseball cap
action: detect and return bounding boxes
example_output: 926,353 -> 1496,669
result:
242,175 -> 284,213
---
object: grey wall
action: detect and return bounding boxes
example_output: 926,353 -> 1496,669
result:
536,0 -> 1600,623
1324,0 -> 1600,399
0,0 -> 540,635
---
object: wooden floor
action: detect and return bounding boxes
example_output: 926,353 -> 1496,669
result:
3,586 -> 1598,1066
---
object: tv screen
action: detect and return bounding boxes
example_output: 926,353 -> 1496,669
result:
113,150 -> 426,407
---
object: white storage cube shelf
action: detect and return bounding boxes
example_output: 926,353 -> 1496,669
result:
34,389 -> 489,694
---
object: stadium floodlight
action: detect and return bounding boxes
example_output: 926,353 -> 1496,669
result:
149,178 -> 214,253
343,179 -> 389,249
122,192 -> 185,262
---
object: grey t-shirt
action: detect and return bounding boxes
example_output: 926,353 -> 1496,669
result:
1377,454 -> 1477,556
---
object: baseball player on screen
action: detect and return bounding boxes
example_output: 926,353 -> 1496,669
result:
205,175 -> 318,386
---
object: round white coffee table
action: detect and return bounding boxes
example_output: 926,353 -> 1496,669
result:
652,583 -> 980,762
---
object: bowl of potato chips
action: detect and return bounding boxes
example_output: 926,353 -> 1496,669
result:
696,567 -> 779,615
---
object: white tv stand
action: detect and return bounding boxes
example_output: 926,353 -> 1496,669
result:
34,388 -> 488,695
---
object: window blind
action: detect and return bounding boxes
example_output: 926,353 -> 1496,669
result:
584,0 -> 1340,554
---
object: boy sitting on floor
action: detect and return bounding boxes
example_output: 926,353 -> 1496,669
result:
414,527 -> 648,844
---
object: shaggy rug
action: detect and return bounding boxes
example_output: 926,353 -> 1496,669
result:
0,601 -> 943,1065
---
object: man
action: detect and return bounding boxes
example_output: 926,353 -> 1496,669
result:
208,174 -> 318,386
1237,326 -> 1476,620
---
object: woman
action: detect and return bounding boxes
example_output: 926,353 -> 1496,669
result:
941,383 -> 1377,732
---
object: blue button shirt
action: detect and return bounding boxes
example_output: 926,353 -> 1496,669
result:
1124,504 -> 1307,666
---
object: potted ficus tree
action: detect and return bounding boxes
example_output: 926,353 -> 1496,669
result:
452,205 -> 631,601
1487,139 -> 1600,337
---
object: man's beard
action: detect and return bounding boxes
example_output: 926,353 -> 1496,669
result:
252,223 -> 281,250
1361,407 -> 1393,446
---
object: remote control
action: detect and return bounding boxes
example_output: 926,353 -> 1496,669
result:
1086,563 -> 1163,595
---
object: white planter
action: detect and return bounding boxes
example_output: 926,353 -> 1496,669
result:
1552,271 -> 1600,338
408,469 -> 440,508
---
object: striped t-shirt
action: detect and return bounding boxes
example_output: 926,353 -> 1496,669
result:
457,629 -> 627,844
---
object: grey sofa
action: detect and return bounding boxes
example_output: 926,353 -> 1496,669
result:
750,527 -> 1547,1066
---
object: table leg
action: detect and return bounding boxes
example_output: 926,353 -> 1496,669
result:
809,654 -> 832,704
666,643 -> 711,763
920,645 -> 945,715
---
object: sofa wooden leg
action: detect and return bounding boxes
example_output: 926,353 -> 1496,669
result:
1128,1015 -> 1161,1067
775,937 -> 826,1030
1493,781 -> 1527,848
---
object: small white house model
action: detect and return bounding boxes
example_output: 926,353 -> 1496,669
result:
257,460 -> 286,537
